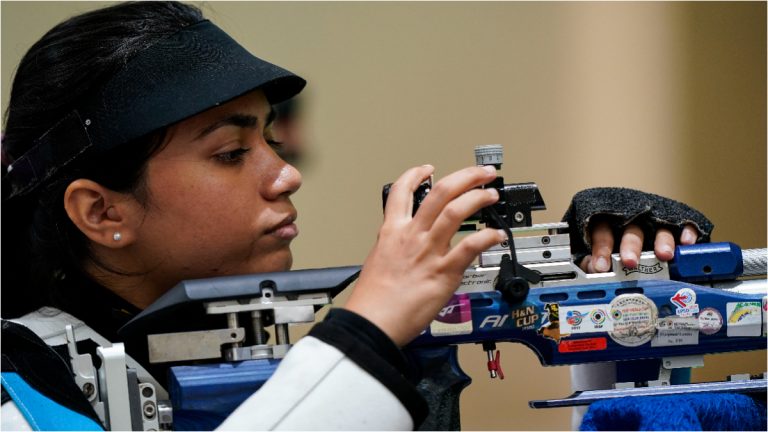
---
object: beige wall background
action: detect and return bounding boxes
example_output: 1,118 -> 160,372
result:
2,2 -> 765,430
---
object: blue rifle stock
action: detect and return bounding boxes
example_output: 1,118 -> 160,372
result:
119,239 -> 766,430
405,239 -> 766,429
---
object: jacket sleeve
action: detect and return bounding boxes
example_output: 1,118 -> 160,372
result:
217,309 -> 428,431
1,399 -> 34,431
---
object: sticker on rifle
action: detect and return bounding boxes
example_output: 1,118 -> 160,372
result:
698,307 -> 723,335
430,293 -> 472,336
726,301 -> 762,337
670,288 -> 699,317
651,316 -> 699,347
510,303 -> 540,330
560,304 -> 613,334
478,303 -> 539,331
537,303 -> 563,342
608,294 -> 657,347
558,337 -> 607,353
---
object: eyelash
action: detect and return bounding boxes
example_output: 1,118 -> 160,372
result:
214,127 -> 282,164
267,138 -> 283,148
215,148 -> 251,164
264,127 -> 283,150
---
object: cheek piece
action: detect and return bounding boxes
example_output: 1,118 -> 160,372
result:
3,20 -> 306,200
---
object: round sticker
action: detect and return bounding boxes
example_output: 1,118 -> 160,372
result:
698,307 -> 723,335
566,310 -> 583,326
590,309 -> 607,325
609,294 -> 658,347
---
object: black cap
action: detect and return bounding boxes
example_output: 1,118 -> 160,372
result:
5,20 -> 306,200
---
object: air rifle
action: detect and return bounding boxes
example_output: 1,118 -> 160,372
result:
70,146 -> 765,430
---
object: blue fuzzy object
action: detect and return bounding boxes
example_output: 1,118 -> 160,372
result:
580,393 -> 767,431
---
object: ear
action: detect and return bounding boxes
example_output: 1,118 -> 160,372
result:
63,179 -> 139,248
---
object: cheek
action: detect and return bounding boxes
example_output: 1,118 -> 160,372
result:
144,163 -> 260,238
151,157 -> 258,201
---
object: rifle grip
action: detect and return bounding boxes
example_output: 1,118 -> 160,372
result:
406,345 -> 471,431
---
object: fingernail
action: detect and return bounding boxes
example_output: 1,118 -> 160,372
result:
487,188 -> 499,199
681,229 -> 697,244
482,165 -> 497,174
422,164 -> 434,169
623,252 -> 638,268
497,229 -> 508,241
596,256 -> 610,272
659,244 -> 674,256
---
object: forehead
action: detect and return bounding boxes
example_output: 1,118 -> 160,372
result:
167,90 -> 270,139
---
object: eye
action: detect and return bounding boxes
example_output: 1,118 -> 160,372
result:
264,126 -> 283,148
267,138 -> 284,148
214,147 -> 251,164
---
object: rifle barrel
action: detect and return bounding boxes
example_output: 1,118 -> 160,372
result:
742,248 -> 767,277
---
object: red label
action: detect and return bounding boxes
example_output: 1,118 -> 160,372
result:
558,337 -> 607,353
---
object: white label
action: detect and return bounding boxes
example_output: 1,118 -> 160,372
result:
560,304 -> 613,334
652,316 -> 699,347
726,301 -> 762,337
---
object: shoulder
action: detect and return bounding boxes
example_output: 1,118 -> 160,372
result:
2,318 -> 104,430
10,307 -> 111,346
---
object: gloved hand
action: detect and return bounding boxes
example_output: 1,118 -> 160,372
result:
562,187 -> 714,273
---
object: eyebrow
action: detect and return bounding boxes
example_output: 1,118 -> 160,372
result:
196,111 -> 273,139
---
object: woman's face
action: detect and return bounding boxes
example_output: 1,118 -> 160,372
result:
130,90 -> 302,294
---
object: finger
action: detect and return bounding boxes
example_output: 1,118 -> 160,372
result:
580,255 -> 594,273
412,165 -> 497,231
383,165 -> 435,221
589,221 -> 614,273
429,188 -> 499,246
654,228 -> 676,261
444,228 -> 506,271
680,224 -> 698,245
619,224 -> 644,269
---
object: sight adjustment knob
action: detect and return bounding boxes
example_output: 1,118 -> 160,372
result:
475,144 -> 503,168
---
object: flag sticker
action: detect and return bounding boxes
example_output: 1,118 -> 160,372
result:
726,301 -> 762,337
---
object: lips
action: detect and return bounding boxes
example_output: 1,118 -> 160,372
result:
267,214 -> 299,240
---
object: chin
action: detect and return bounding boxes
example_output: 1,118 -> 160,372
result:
253,250 -> 293,273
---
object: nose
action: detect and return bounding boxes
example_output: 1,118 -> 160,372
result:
263,147 -> 302,200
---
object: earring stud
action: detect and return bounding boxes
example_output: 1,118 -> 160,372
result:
113,232 -> 122,242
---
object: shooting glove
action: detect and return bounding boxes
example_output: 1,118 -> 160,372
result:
561,187 -> 714,264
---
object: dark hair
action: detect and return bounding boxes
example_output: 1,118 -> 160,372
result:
1,2 -> 204,317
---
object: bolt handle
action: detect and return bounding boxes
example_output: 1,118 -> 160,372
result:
495,254 -> 535,304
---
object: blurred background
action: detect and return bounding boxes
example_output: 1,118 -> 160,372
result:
2,2 -> 765,430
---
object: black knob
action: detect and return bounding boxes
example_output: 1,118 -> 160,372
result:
497,276 -> 530,305
495,254 -> 530,305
